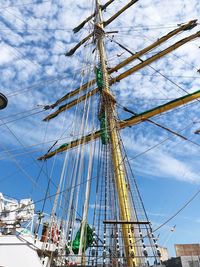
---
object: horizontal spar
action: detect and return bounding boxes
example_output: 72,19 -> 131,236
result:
103,0 -> 139,27
103,220 -> 150,225
110,19 -> 198,73
38,89 -> 200,160
113,31 -> 200,83
43,88 -> 99,121
46,20 -> 197,110
44,29 -> 200,121
47,79 -> 96,109
120,89 -> 200,129
38,131 -> 101,160
43,88 -> 116,122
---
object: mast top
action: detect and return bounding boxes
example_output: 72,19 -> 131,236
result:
66,0 -> 139,56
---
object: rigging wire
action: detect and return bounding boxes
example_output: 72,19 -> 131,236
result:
0,99 -> 198,161
0,106 -> 41,119
40,42 -> 96,224
124,73 -> 200,80
49,49 -> 96,239
71,48 -> 97,238
0,28 -> 97,202
0,109 -> 45,126
0,173 -> 89,219
0,113 -> 58,192
1,162 -> 200,243
99,114 -> 200,247
0,140 -> 43,191
6,74 -> 68,97
0,97 -> 198,161
0,26 -> 191,32
47,43 -> 98,241
117,103 -> 200,148
153,188 -> 200,233
0,160 -> 37,184
108,36 -> 200,101
137,29 -> 200,72
173,52 -> 200,72
0,7 -> 81,90
104,9 -> 200,105
0,81 -> 62,197
0,127 -> 99,160
127,122 -> 196,162
105,3 -> 200,32
29,120 -> 58,197
0,131 -> 200,250
2,38 -> 49,71
0,0 -> 51,10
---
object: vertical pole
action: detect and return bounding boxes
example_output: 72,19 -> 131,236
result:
78,142 -> 94,263
95,1 -> 138,266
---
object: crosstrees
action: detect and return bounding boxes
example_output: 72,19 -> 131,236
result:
73,0 -> 116,33
66,0 -> 139,56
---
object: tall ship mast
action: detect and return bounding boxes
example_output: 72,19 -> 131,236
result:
0,1 -> 200,267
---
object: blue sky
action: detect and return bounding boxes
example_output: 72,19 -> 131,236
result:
0,0 -> 200,258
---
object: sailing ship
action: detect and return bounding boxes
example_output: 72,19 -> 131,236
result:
0,0 -> 200,266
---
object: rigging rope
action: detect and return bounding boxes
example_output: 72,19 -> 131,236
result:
0,0 -> 51,10
109,36 -> 200,103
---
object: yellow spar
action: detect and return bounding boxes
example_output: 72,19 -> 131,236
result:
43,27 -> 200,122
45,19 -> 197,111
38,89 -> 200,160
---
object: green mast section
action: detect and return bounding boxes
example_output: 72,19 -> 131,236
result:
96,66 -> 110,145
96,67 -> 103,90
100,111 -> 109,145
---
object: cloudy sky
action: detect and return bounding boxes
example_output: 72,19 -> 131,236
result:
0,0 -> 200,257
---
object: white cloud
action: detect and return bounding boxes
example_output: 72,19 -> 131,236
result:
0,43 -> 16,64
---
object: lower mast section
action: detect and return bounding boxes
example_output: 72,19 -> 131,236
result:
109,105 -> 139,267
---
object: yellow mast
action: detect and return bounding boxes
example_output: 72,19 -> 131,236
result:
96,1 -> 138,266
